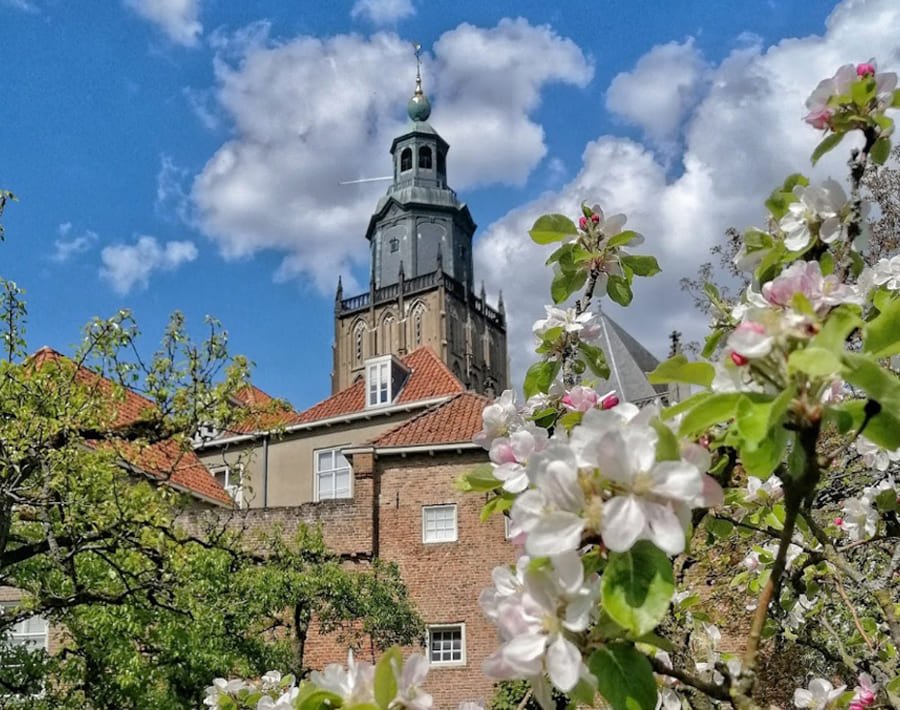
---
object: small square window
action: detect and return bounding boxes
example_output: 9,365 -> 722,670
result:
213,464 -> 243,505
315,448 -> 352,501
422,504 -> 457,543
428,625 -> 465,666
389,237 -> 400,253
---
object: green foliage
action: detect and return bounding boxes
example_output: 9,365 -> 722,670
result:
588,643 -> 657,710
489,680 -> 569,710
529,214 -> 577,245
601,542 -> 674,638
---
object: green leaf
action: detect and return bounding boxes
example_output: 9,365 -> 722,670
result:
545,242 -> 572,266
523,360 -> 560,399
602,541 -> 675,637
480,493 -> 513,522
812,304 -> 862,352
529,214 -> 578,245
607,230 -> 641,248
578,340 -> 610,379
788,346 -> 842,378
607,274 -> 633,306
299,689 -> 346,710
374,647 -> 400,710
661,390 -> 712,421
648,354 -> 714,387
678,392 -> 741,436
551,267 -> 587,304
741,424 -> 789,479
863,296 -> 900,358
620,254 -> 661,277
811,132 -> 845,165
589,643 -> 657,710
650,419 -> 680,462
893,89 -> 900,108
871,137 -> 892,165
456,463 -> 501,493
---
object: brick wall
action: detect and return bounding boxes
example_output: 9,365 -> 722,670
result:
375,451 -> 516,707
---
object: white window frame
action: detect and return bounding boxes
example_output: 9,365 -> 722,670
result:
2,603 -> 50,698
422,504 -> 458,543
212,464 -> 243,505
366,355 -> 393,408
427,624 -> 466,667
314,447 -> 353,502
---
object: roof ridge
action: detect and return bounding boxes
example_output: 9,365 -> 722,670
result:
402,345 -> 464,390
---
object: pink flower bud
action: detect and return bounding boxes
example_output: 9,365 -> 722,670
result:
730,351 -> 749,367
834,517 -> 844,527
590,213 -> 600,224
856,62 -> 876,77
804,107 -> 833,130
859,690 -> 876,706
578,216 -> 588,230
600,393 -> 619,410
850,701 -> 865,710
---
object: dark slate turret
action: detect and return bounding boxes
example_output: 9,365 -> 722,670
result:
365,47 -> 475,291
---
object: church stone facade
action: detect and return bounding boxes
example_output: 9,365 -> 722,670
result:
331,70 -> 508,396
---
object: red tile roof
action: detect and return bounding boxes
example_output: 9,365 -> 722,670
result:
294,347 -> 464,425
226,385 -> 299,434
28,347 -> 232,505
371,391 -> 489,448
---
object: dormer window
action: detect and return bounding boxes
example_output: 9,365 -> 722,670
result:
367,358 -> 390,407
418,146 -> 432,169
365,355 -> 409,408
400,148 -> 412,172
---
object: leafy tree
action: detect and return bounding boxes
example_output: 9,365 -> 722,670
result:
0,198 -> 422,708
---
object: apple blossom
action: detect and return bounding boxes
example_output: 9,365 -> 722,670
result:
474,389 -> 523,448
779,180 -> 849,252
533,305 -> 602,341
855,435 -> 900,471
761,260 -> 862,314
309,650 -> 375,705
803,64 -> 857,129
481,551 -> 599,698
793,678 -> 846,710
849,673 -> 877,710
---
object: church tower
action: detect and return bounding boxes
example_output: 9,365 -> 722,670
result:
332,50 -> 508,396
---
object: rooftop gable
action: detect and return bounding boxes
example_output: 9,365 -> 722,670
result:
295,346 -> 464,425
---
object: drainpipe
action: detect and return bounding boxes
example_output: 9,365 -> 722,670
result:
262,434 -> 270,509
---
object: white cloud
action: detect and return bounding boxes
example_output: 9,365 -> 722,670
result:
100,236 -> 198,295
605,38 -> 709,145
51,223 -> 98,263
351,0 -> 415,25
475,0 -> 900,388
156,154 -> 192,222
124,0 -> 202,47
191,19 -> 592,293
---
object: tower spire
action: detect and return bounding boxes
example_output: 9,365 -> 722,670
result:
407,43 -> 431,122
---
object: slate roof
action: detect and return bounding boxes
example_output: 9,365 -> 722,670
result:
294,346 -> 464,425
29,347 -> 232,505
594,312 -> 667,404
371,391 -> 489,448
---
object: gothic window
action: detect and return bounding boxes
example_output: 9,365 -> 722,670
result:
410,302 -> 425,347
382,312 -> 396,353
389,237 -> 399,253
400,148 -> 412,172
353,322 -> 365,365
418,146 -> 432,169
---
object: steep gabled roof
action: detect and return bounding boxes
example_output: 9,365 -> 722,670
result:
294,346 -> 464,425
225,385 -> 299,435
595,313 -> 667,404
28,347 -> 232,505
370,391 -> 488,448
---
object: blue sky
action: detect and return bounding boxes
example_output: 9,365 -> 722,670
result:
1,0 -> 897,408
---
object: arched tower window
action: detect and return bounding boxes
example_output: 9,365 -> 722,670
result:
410,302 -> 426,347
400,148 -> 412,172
382,312 -> 397,354
353,322 -> 366,365
418,146 -> 432,169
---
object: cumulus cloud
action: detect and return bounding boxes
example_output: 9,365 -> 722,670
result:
51,223 -> 98,263
475,0 -> 900,387
351,0 -> 415,25
605,38 -> 709,145
124,0 -> 202,47
192,19 -> 592,292
100,236 -> 198,295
